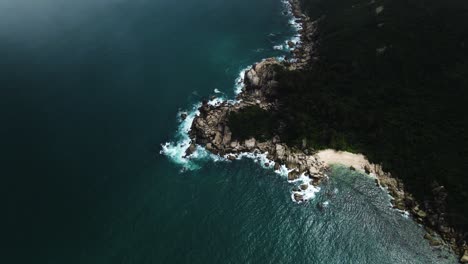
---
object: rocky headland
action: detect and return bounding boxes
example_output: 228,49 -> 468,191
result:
182,0 -> 467,261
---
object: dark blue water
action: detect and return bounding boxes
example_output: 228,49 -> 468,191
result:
0,0 -> 457,263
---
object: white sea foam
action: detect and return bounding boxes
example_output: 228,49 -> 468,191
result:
289,172 -> 321,203
275,164 -> 293,177
229,152 -> 276,169
161,63 -> 249,170
207,96 -> 224,106
276,55 -> 286,62
162,0 -> 323,202
160,103 -> 204,170
274,44 -> 285,50
234,65 -> 250,95
275,0 -> 305,62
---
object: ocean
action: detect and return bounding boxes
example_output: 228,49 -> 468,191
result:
0,0 -> 457,263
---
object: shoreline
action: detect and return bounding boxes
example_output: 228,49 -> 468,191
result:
181,0 -> 467,261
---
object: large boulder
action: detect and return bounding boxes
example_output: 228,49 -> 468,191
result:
245,138 -> 256,149
423,233 -> 442,247
230,141 -> 239,148
185,143 -> 197,157
276,144 -> 286,159
293,193 -> 304,202
245,69 -> 260,87
244,58 -> 279,91
308,166 -> 319,175
288,170 -> 300,180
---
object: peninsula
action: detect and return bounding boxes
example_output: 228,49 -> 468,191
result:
184,0 -> 468,261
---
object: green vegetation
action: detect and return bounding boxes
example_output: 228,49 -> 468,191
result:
228,0 -> 468,238
287,0 -> 468,235
227,105 -> 277,141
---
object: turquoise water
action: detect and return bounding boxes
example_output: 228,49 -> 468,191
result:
0,0 -> 457,263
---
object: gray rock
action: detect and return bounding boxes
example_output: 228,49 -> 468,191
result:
245,69 -> 260,87
288,170 -> 300,180
230,141 -> 239,148
294,193 -> 304,202
308,166 -> 319,175
185,143 -> 197,157
424,233 -> 442,247
245,138 -> 256,149
276,144 -> 286,159
213,132 -> 223,146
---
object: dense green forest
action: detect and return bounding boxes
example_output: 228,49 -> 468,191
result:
229,0 -> 468,239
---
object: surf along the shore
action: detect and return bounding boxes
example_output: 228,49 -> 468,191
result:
162,0 -> 464,259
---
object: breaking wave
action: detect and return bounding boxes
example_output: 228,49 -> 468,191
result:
161,0 -> 318,203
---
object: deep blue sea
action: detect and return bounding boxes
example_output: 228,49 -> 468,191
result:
0,0 -> 457,263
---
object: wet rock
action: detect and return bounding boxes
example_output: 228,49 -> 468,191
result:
300,184 -> 308,190
274,163 -> 281,171
288,41 -> 295,48
180,112 -> 188,120
374,179 -> 380,187
288,170 -> 300,180
185,143 -> 197,157
412,206 -> 427,218
393,199 -> 406,211
424,233 -> 442,247
294,193 -> 304,202
364,165 -> 371,174
316,203 -> 324,211
206,143 -> 213,151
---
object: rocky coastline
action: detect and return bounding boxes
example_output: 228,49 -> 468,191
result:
182,0 -> 467,261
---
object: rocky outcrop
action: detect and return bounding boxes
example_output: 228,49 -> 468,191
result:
188,0 -> 322,203
184,0 -> 466,260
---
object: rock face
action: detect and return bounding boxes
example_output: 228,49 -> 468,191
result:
187,0 -> 323,185
243,58 -> 281,100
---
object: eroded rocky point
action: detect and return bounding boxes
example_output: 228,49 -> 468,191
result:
182,0 -> 467,260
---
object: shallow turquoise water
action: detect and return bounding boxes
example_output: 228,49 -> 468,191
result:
0,0 -> 457,263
